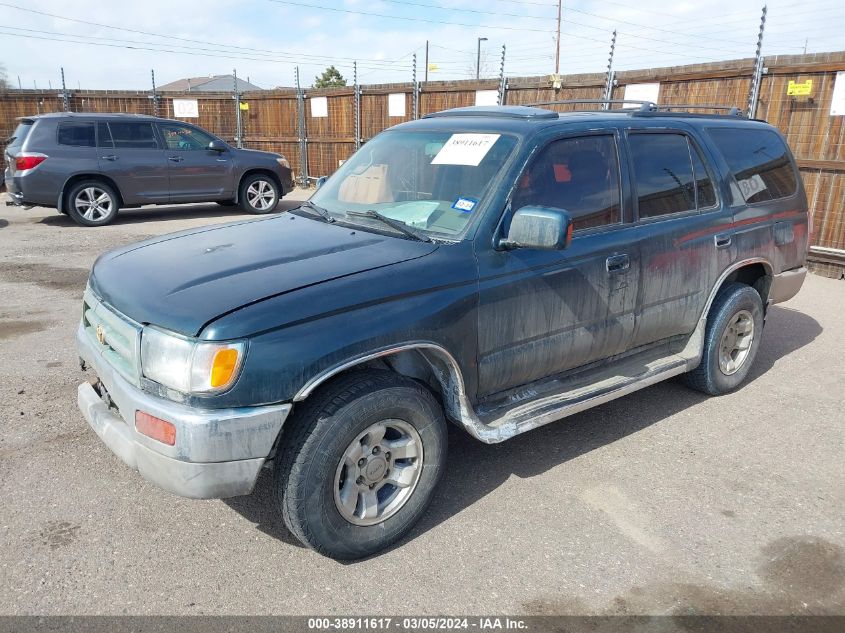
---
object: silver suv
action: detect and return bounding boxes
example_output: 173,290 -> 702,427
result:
4,112 -> 294,226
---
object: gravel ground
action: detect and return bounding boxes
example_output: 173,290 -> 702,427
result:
0,196 -> 843,616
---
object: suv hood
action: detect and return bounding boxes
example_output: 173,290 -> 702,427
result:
90,214 -> 438,337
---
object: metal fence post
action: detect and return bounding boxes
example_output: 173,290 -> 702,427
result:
412,53 -> 419,120
295,66 -> 309,187
353,61 -> 361,150
150,69 -> 159,117
747,5 -> 767,118
603,30 -> 617,109
59,67 -> 70,112
233,68 -> 243,148
497,45 -> 507,105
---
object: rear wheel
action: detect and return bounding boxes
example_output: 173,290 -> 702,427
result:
274,370 -> 448,559
238,174 -> 279,214
683,282 -> 764,395
65,181 -> 119,227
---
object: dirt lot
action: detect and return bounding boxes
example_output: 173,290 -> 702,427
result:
0,198 -> 843,616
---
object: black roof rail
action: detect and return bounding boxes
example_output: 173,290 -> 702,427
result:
527,99 -> 656,111
633,104 -> 746,118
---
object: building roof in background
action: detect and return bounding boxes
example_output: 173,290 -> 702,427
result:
157,75 -> 262,92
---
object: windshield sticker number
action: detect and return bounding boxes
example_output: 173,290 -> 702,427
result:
452,197 -> 478,213
431,133 -> 501,166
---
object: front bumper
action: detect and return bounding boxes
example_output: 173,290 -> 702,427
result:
76,323 -> 291,499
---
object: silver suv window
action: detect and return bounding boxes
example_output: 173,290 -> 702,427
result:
57,122 -> 95,147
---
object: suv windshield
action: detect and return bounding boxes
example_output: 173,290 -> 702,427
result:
6,120 -> 33,151
309,130 -> 518,239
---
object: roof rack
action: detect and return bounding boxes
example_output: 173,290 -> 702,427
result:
528,99 -> 655,111
526,99 -> 747,118
636,104 -> 746,118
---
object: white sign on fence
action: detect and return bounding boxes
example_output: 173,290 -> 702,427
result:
830,71 -> 845,116
388,93 -> 406,117
623,82 -> 660,105
475,90 -> 499,106
310,96 -> 328,118
172,99 -> 199,118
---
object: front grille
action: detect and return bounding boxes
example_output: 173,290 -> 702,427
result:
82,288 -> 142,386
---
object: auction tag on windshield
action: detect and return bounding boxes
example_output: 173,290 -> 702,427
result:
431,133 -> 501,166
452,197 -> 478,213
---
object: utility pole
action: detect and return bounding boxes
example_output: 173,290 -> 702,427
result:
353,61 -> 361,150
412,53 -> 419,119
747,5 -> 767,118
233,68 -> 243,148
555,0 -> 562,75
424,40 -> 430,83
476,37 -> 488,80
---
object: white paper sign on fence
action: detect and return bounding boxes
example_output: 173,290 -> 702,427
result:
388,93 -> 406,117
475,90 -> 499,106
623,82 -> 660,104
431,133 -> 501,166
172,99 -> 199,118
830,72 -> 845,116
310,96 -> 328,118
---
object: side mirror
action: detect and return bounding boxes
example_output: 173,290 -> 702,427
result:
315,176 -> 328,189
500,206 -> 573,251
208,139 -> 228,152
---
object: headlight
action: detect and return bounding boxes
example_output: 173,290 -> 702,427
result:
276,156 -> 290,169
140,327 -> 246,394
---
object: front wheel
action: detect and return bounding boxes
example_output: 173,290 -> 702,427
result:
238,174 -> 280,214
683,282 -> 764,395
275,370 -> 448,559
65,181 -> 119,226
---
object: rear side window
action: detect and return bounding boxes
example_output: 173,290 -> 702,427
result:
7,120 -> 33,151
708,128 -> 797,204
629,133 -> 696,218
107,122 -> 159,149
690,143 -> 717,208
97,122 -> 113,148
57,122 -> 96,147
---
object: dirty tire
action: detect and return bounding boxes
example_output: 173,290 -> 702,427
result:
65,180 -> 119,227
683,282 -> 764,396
275,370 -> 448,560
238,174 -> 279,214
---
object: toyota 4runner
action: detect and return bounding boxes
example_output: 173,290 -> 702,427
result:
75,104 -> 808,559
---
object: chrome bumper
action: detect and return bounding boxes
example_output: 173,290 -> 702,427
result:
770,266 -> 807,304
76,322 -> 291,499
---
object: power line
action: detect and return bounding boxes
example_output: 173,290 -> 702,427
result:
0,1 -> 413,64
264,0 -> 558,32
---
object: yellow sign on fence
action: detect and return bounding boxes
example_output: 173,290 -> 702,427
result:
239,101 -> 249,111
787,79 -> 813,96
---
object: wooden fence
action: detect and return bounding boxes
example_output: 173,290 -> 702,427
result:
1,51 -> 843,276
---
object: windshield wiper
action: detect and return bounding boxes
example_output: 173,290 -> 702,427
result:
296,200 -> 335,223
346,210 -> 432,243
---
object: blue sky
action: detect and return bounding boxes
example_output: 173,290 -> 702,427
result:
1,0 -> 843,90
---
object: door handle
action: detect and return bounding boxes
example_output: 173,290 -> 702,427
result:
606,254 -> 630,274
101,155 -> 117,161
715,233 -> 732,248
168,156 -> 184,163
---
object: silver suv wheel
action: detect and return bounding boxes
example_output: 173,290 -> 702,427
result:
74,186 -> 114,222
333,419 -> 423,526
246,179 -> 277,211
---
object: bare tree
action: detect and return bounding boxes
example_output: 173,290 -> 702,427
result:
0,64 -> 10,91
466,50 -> 494,80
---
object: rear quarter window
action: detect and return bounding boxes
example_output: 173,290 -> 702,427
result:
707,127 -> 797,204
57,122 -> 96,147
6,120 -> 33,152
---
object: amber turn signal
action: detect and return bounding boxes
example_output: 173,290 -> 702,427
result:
210,348 -> 240,388
135,411 -> 176,446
